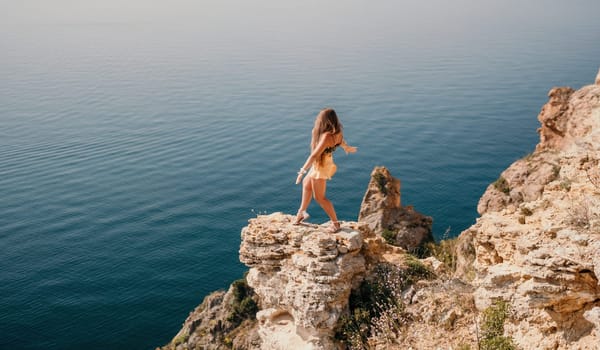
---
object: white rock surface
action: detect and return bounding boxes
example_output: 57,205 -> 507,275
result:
239,213 -> 368,350
457,76 -> 600,349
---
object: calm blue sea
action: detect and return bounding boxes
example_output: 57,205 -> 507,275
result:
1,1 -> 599,349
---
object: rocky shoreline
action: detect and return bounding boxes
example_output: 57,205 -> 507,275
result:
159,69 -> 600,350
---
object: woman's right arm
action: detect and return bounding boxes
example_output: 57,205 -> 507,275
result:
295,133 -> 331,184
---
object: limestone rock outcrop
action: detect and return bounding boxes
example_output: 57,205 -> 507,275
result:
359,166 -> 433,251
159,212 -> 405,350
239,213 -> 369,350
477,80 -> 600,215
238,214 -> 476,350
458,72 -> 600,349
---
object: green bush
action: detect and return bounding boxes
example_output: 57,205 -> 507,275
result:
422,237 -> 458,271
480,300 -> 515,350
382,229 -> 397,244
231,278 -> 250,302
493,176 -> 510,195
227,278 -> 258,327
336,263 -> 406,348
336,261 -> 432,348
172,334 -> 189,346
223,336 -> 233,347
404,256 -> 434,283
480,337 -> 515,350
336,307 -> 371,349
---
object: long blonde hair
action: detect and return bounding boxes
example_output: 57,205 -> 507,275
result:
311,108 -> 343,165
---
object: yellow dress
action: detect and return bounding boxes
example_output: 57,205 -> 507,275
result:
308,145 -> 338,180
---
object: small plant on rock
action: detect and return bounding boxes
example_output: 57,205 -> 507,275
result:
336,263 -> 417,349
422,227 -> 458,271
551,164 -> 561,180
520,207 -> 533,216
479,300 -> 515,350
373,171 -> 388,194
493,176 -> 511,195
560,179 -> 572,191
227,278 -> 258,327
382,228 -> 397,244
568,196 -> 594,229
404,255 -> 434,283
172,334 -> 189,346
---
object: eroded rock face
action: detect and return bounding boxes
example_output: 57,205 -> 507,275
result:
359,166 -> 433,250
239,213 -> 368,350
397,278 -> 477,348
477,82 -> 600,215
457,76 -> 600,349
537,87 -> 576,151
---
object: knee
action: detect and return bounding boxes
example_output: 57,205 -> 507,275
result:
302,177 -> 312,189
315,195 -> 328,205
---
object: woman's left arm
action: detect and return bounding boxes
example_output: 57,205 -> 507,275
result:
340,138 -> 358,154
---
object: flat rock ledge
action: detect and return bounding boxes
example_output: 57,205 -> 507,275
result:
239,212 -> 368,350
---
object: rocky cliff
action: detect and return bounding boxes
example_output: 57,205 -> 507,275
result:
160,69 -> 600,350
158,172 -> 436,350
158,213 -> 408,350
456,71 -> 600,349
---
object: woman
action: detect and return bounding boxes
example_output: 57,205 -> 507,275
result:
295,108 -> 357,232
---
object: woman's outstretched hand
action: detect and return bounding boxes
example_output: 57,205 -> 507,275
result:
343,145 -> 358,154
295,173 -> 304,185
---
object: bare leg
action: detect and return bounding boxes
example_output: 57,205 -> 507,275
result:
311,178 -> 340,231
296,175 -> 313,223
